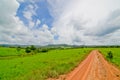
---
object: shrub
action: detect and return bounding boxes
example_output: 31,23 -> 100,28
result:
30,45 -> 36,51
107,51 -> 113,60
41,48 -> 48,53
25,47 -> 31,53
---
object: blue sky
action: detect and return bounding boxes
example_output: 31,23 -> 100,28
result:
17,0 -> 53,29
0,0 -> 120,45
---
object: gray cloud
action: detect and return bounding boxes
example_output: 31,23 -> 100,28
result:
85,9 -> 120,36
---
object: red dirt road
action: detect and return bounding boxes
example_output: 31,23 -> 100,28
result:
65,50 -> 120,80
48,50 -> 120,80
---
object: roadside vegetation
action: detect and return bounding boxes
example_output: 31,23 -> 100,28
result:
99,48 -> 120,68
106,51 -> 113,61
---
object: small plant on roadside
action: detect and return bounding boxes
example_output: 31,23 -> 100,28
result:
106,51 -> 113,61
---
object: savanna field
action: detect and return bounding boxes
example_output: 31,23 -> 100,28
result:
1,0 -> 120,80
0,47 -> 120,80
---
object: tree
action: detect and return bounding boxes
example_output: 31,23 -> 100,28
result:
25,47 -> 31,53
30,45 -> 37,54
30,45 -> 36,51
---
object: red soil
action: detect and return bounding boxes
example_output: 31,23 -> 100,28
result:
48,50 -> 120,80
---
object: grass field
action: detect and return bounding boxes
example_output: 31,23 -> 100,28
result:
0,47 -> 24,57
98,48 -> 120,68
0,47 -> 92,80
0,47 -> 120,80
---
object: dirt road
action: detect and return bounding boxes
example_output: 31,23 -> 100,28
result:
64,50 -> 120,80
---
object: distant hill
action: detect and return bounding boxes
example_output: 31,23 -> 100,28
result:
0,44 -> 120,48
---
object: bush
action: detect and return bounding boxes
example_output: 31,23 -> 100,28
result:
41,48 -> 48,53
30,45 -> 36,51
107,51 -> 113,60
25,47 -> 31,53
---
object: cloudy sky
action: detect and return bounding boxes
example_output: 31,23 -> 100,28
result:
0,0 -> 120,45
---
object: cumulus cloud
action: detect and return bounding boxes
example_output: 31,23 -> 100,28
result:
0,0 -> 27,44
0,0 -> 120,45
0,0 -> 54,45
47,0 -> 120,45
22,3 -> 37,28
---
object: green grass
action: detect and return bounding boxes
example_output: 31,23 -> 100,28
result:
98,48 -> 120,68
0,47 -> 92,80
0,47 -> 24,57
1,47 -> 119,80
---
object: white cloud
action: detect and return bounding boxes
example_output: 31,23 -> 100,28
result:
47,0 -> 120,45
22,4 -> 37,28
36,19 -> 41,26
0,0 -> 54,45
1,0 -> 120,45
17,0 -> 24,3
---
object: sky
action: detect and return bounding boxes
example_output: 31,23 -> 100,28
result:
0,0 -> 120,45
